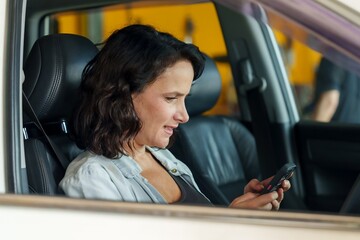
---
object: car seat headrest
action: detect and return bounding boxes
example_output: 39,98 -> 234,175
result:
23,34 -> 99,122
185,55 -> 222,116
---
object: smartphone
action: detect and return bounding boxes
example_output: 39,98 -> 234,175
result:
261,163 -> 296,194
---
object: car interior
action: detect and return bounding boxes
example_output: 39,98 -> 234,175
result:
169,54 -> 261,206
23,33 -> 99,195
6,0 -> 360,217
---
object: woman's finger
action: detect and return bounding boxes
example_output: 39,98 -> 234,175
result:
276,188 -> 284,203
271,200 -> 280,211
260,176 -> 274,186
229,191 -> 278,210
230,192 -> 258,206
244,179 -> 263,193
281,179 -> 291,192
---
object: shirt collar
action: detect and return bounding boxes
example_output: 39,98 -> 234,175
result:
110,147 -> 182,178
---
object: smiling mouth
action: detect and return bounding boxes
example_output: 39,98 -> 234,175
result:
164,126 -> 175,135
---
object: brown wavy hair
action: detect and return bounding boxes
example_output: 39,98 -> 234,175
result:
72,24 -> 205,158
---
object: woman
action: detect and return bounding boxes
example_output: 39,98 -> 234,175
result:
60,24 -> 290,210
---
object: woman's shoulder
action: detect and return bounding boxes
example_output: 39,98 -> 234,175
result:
60,151 -> 129,200
64,151 -> 117,177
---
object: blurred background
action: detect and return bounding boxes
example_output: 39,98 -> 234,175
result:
51,2 -> 330,120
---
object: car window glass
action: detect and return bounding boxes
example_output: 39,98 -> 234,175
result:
19,0 -> 360,220
51,2 -> 239,117
268,11 -> 360,124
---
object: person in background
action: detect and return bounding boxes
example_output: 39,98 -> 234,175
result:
311,57 -> 360,123
60,24 -> 290,210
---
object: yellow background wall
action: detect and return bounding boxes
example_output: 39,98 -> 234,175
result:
56,2 -> 232,114
55,2 -> 321,115
272,24 -> 322,86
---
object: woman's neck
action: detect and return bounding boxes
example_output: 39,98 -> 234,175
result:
123,142 -> 150,163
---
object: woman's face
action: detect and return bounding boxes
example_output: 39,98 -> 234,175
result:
132,60 -> 194,149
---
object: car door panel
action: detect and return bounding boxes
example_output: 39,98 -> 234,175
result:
216,2 -> 306,211
295,121 -> 360,212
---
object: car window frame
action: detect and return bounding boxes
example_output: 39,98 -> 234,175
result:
3,0 -> 28,194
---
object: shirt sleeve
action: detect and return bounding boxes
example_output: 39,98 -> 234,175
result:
315,58 -> 345,92
60,163 -> 123,201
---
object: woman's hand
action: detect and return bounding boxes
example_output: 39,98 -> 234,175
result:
229,176 -> 292,210
244,176 -> 291,194
229,191 -> 279,210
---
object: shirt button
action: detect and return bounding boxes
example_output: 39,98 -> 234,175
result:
170,169 -> 177,173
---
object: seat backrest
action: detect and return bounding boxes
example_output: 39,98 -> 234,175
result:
169,55 -> 260,205
23,34 -> 98,195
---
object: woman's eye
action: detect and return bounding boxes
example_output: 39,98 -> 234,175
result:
165,97 -> 177,101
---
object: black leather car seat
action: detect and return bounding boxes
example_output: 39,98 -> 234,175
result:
23,34 -> 98,195
169,56 -> 261,205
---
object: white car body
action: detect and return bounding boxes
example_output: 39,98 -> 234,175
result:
1,195 -> 360,239
1,0 -> 360,239
0,0 -> 7,192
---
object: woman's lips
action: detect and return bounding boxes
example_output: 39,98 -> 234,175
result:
164,126 -> 176,135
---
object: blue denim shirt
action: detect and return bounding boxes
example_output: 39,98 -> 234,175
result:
59,147 -> 208,203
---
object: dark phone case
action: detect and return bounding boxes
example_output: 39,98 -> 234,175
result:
261,163 -> 296,194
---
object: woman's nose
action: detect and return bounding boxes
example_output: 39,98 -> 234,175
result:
175,103 -> 189,123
